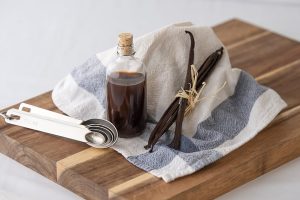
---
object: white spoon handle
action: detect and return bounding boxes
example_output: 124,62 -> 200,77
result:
19,103 -> 82,124
5,108 -> 88,143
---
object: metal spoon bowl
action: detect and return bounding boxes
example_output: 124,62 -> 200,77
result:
81,119 -> 118,148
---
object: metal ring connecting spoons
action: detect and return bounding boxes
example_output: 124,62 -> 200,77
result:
0,103 -> 118,148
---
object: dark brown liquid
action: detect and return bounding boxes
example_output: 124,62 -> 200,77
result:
107,71 -> 146,138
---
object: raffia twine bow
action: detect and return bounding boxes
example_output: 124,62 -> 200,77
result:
175,65 -> 227,116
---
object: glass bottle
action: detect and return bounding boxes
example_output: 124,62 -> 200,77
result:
106,33 -> 147,138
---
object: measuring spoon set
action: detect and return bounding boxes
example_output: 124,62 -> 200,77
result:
0,103 -> 118,148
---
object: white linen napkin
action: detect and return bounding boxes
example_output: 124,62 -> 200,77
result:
52,22 -> 286,182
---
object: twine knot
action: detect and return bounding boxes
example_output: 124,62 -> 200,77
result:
175,65 -> 227,116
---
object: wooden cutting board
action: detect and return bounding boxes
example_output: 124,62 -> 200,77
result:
1,19 -> 300,200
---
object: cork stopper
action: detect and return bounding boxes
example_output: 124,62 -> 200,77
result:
118,33 -> 133,46
118,32 -> 134,56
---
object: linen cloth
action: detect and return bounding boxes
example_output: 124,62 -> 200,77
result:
52,22 -> 287,182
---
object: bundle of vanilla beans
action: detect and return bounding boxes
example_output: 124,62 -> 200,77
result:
145,31 -> 224,152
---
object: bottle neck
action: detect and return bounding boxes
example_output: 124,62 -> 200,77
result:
117,45 -> 135,56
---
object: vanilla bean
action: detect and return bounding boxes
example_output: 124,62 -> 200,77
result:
145,51 -> 217,150
196,47 -> 223,89
148,106 -> 178,152
144,98 -> 177,149
150,48 -> 223,151
168,31 -> 195,150
145,47 -> 224,152
149,110 -> 178,152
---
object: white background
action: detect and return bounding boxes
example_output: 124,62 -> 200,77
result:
0,0 -> 300,199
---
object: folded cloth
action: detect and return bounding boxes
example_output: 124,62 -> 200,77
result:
52,22 -> 287,182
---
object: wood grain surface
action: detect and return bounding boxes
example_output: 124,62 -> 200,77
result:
0,19 -> 300,200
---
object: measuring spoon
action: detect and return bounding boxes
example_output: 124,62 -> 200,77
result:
0,103 -> 118,148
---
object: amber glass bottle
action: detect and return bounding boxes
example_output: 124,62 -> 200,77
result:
106,33 -> 147,138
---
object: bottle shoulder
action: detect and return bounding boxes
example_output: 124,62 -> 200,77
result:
107,54 -> 145,74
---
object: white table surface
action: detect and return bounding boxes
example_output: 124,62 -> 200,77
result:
0,0 -> 300,199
